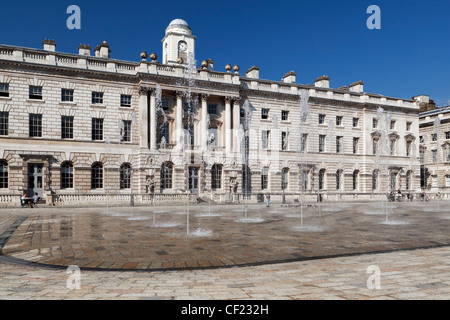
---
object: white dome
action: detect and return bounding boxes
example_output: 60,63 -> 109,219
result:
166,19 -> 192,35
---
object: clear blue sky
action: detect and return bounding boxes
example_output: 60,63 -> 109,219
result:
1,0 -> 448,105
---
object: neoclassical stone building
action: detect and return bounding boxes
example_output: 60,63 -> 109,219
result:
418,96 -> 450,195
0,19 -> 421,206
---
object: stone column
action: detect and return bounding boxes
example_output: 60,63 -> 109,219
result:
225,96 -> 232,153
174,91 -> 184,149
232,97 -> 241,154
200,94 -> 209,151
149,88 -> 157,150
138,86 -> 150,149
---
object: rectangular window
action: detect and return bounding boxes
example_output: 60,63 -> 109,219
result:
0,161 -> 8,189
432,133 -> 437,141
262,130 -> 270,149
432,150 -> 437,163
319,114 -> 326,124
372,171 -> 378,191
373,138 -> 379,155
352,117 -> 359,128
92,91 -> 104,104
353,137 -> 359,154
61,116 -> 74,139
319,135 -> 326,152
390,120 -> 396,130
211,165 -> 222,190
29,86 -> 42,100
92,118 -> 104,141
432,175 -> 438,188
208,127 -> 218,147
446,132 -> 450,140
300,134 -> 307,152
336,136 -> 343,153
0,83 -> 9,97
336,116 -> 343,126
261,108 -> 269,120
208,104 -> 218,115
0,112 -> 8,136
261,167 -> 269,190
446,175 -> 450,188
420,150 -> 425,164
353,171 -> 359,190
120,94 -> 132,107
281,110 -> 289,121
373,118 -> 378,129
184,124 -> 194,146
161,99 -> 169,111
406,140 -> 412,157
390,139 -> 396,156
61,89 -> 74,102
406,122 -> 412,132
121,120 -> 132,142
29,114 -> 42,137
281,168 -> 289,190
336,170 -> 341,191
281,131 -> 288,151
301,170 -> 308,190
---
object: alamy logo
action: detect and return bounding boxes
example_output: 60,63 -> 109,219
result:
366,5 -> 381,30
66,265 -> 81,289
66,5 -> 81,30
366,265 -> 381,290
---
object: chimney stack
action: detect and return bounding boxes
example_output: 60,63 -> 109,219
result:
314,75 -> 330,88
78,44 -> 91,56
43,39 -> 56,52
282,71 -> 296,83
413,94 -> 436,112
349,81 -> 364,93
245,66 -> 260,79
99,41 -> 111,58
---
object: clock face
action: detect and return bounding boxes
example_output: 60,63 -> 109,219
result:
178,41 -> 187,51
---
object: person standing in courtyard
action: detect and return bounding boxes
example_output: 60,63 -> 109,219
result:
266,192 -> 270,207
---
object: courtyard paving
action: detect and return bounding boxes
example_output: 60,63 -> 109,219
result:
0,201 -> 449,300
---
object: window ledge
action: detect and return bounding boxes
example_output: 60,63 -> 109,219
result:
0,96 -> 12,101
59,101 -> 77,106
90,104 -> 106,108
27,99 -> 45,103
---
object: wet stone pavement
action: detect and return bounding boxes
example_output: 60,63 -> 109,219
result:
0,201 -> 449,271
0,201 -> 449,300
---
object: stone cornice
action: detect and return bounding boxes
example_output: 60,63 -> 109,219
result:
0,59 -> 138,84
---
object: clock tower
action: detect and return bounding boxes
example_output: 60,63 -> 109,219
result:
162,19 -> 196,65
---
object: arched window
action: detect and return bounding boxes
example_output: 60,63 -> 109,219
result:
211,164 -> 222,190
91,162 -> 103,189
281,168 -> 289,190
0,160 -> 8,189
353,170 -> 359,191
60,162 -> 73,189
161,162 -> 173,190
318,169 -> 326,190
120,163 -> 132,189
